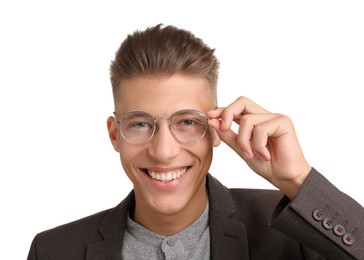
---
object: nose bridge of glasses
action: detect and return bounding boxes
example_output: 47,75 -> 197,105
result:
153,116 -> 174,141
151,116 -> 180,144
154,116 -> 172,126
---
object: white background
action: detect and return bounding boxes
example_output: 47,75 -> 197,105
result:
1,1 -> 363,259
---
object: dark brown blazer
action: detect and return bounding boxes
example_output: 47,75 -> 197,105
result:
28,169 -> 363,259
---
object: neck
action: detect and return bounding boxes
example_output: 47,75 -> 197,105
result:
133,185 -> 208,236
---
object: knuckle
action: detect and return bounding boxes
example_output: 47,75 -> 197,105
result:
236,96 -> 248,103
276,114 -> 293,124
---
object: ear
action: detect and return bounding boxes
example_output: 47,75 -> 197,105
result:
107,116 -> 120,152
211,128 -> 221,147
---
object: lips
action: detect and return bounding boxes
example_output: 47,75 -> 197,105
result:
145,167 -> 188,183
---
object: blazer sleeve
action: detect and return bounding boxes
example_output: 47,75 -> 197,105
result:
270,168 -> 363,260
27,234 -> 38,260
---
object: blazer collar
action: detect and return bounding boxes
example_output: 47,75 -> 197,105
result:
86,191 -> 135,260
207,174 -> 250,260
86,174 -> 249,259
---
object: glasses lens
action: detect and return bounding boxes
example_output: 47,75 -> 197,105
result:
171,110 -> 208,143
119,112 -> 154,144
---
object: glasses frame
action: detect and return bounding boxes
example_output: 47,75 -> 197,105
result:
113,109 -> 209,145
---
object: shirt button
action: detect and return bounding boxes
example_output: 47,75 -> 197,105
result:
343,233 -> 355,246
322,217 -> 335,229
167,240 -> 175,246
333,224 -> 346,236
312,209 -> 325,221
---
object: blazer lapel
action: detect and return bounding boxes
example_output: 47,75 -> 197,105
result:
86,191 -> 135,260
86,177 -> 250,259
207,174 -> 250,260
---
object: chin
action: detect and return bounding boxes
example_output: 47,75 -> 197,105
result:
149,195 -> 190,216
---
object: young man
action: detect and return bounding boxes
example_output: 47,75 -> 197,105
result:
28,24 -> 363,259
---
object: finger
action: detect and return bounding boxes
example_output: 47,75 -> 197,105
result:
215,97 -> 271,131
207,107 -> 234,131
209,118 -> 245,155
225,96 -> 269,115
249,114 -> 293,161
206,107 -> 225,119
236,113 -> 281,160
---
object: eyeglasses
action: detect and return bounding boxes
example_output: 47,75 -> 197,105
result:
113,109 -> 209,145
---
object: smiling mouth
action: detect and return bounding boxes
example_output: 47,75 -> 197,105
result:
145,167 -> 188,183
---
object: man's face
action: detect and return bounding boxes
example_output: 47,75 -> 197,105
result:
108,74 -> 220,221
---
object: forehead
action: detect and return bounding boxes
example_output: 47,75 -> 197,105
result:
115,74 -> 216,115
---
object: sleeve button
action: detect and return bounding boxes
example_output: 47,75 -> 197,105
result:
322,217 -> 335,229
343,233 -> 355,246
313,209 -> 325,221
333,224 -> 346,236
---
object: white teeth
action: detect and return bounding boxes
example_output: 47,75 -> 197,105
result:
147,168 -> 188,183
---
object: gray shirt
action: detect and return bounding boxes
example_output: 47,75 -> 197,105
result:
121,203 -> 210,260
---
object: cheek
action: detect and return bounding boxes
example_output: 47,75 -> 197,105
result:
118,145 -> 140,171
192,139 -> 214,163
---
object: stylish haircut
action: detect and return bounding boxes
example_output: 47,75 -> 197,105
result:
109,24 -> 220,103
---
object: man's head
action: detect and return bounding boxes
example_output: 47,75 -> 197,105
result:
110,24 -> 219,106
107,25 -> 221,235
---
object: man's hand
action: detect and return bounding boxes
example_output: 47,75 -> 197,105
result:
207,96 -> 312,199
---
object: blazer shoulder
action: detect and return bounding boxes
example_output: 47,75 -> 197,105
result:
37,208 -> 112,245
27,208 -> 113,260
28,192 -> 135,260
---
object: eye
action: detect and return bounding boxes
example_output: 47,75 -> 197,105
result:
121,112 -> 154,132
174,117 -> 205,130
127,121 -> 152,130
180,119 -> 194,126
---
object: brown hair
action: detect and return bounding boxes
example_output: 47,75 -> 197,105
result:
110,24 -> 219,103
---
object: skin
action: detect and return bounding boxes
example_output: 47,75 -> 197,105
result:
207,97 -> 312,199
107,74 -> 220,236
107,73 -> 312,236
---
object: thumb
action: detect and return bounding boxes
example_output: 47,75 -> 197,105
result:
208,119 -> 243,157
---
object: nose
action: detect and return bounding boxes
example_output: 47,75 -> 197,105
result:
147,119 -> 180,162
